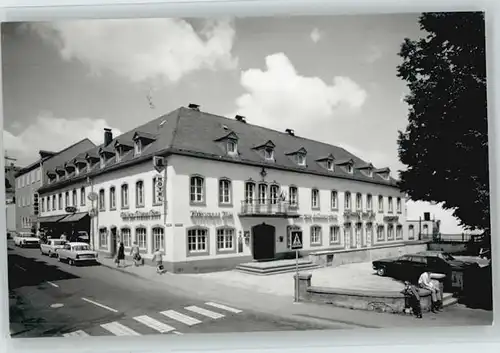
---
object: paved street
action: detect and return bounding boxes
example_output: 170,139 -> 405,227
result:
8,243 -> 353,338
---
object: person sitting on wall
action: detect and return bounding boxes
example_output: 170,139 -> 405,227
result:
401,281 -> 422,319
418,271 -> 442,312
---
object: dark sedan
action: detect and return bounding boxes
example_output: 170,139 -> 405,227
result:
372,252 -> 478,290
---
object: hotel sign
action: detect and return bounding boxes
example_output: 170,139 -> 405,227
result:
190,211 -> 233,219
344,210 -> 376,221
121,210 -> 161,221
383,215 -> 399,222
295,213 -> 338,222
154,174 -> 164,203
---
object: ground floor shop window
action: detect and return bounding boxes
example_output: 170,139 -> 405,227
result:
121,228 -> 131,247
187,228 -> 208,254
99,228 -> 108,248
152,227 -> 165,251
329,225 -> 340,244
217,228 -> 234,251
377,225 -> 385,241
136,227 -> 147,250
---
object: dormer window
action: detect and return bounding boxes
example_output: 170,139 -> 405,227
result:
132,131 -> 156,156
115,150 -> 121,163
227,139 -> 237,154
100,156 -> 105,168
264,147 -> 274,160
297,154 -> 306,166
375,168 -> 391,180
327,160 -> 334,171
357,163 -> 374,177
253,140 -> 276,162
286,147 -> 307,167
134,140 -> 142,156
346,164 -> 353,173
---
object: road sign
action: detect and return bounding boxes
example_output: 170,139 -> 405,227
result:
290,231 -> 303,250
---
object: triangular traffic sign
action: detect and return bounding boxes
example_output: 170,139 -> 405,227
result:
292,234 -> 302,247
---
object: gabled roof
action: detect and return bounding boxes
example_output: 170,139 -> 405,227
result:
316,153 -> 335,162
357,163 -> 374,170
253,140 -> 276,150
375,167 -> 391,173
38,106 -> 398,193
214,131 -> 238,142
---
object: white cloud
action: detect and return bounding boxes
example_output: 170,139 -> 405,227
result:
2,113 -> 121,166
30,18 -> 237,84
233,53 -> 367,132
310,28 -> 322,43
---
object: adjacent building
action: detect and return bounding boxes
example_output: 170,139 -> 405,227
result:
5,162 -> 21,234
14,139 -> 96,233
37,105 -> 409,273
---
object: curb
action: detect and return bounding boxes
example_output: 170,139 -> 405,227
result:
99,261 -> 148,281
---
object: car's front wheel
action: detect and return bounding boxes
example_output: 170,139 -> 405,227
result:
68,259 -> 75,266
377,267 -> 387,276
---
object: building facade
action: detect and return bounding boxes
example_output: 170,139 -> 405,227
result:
5,162 -> 21,233
15,139 -> 96,233
37,105 -> 410,273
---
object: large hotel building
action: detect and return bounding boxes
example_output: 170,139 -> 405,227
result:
36,105 -> 412,273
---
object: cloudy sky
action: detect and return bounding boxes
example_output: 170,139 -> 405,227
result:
1,14 -> 473,233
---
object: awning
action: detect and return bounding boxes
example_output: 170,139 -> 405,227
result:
59,212 -> 89,223
38,215 -> 67,223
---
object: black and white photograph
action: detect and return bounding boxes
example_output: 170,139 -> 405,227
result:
2,11 -> 493,338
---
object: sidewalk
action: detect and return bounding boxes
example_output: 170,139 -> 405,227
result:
97,258 -> 492,329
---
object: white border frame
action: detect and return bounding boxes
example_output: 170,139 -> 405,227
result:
0,1 -> 499,353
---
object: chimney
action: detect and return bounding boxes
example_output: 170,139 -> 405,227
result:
188,103 -> 200,111
235,115 -> 247,123
104,128 -> 113,146
285,128 -> 295,136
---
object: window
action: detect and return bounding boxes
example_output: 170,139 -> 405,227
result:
121,228 -> 131,247
377,225 -> 385,241
245,182 -> 255,204
121,184 -> 129,208
65,192 -> 70,208
99,228 -> 108,248
270,185 -> 279,204
347,164 -> 353,173
367,194 -> 373,211
355,223 -> 362,247
136,227 -> 147,249
100,156 -> 105,169
329,226 -> 340,244
397,198 -> 402,213
217,228 -> 234,251
190,176 -> 204,204
387,224 -> 394,240
57,194 -> 61,210
153,227 -> 165,251
47,196 -> 51,211
218,179 -> 232,205
296,154 -> 306,166
408,225 -> 415,240
289,186 -> 298,207
367,169 -> 373,177
366,224 -> 373,245
227,140 -> 237,154
80,188 -> 86,206
344,224 -> 352,246
388,197 -> 394,213
356,193 -> 362,210
264,148 -> 274,160
331,190 -> 338,209
115,150 -> 121,163
52,195 -> 56,210
187,228 -> 208,253
153,176 -> 164,205
109,187 -> 116,209
327,159 -> 334,171
136,180 -> 144,207
344,192 -> 351,210
75,166 -> 80,176
72,189 -> 77,207
41,198 -> 45,212
134,140 -> 142,155
99,189 -> 105,211
258,184 -> 267,204
310,226 -> 322,245
311,189 -> 320,209
423,224 -> 429,236
396,225 -> 403,240
378,195 -> 384,212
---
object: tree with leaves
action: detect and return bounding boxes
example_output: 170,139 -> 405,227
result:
397,12 -> 489,233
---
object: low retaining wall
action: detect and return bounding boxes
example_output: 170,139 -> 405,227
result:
294,273 -> 435,314
309,241 -> 429,268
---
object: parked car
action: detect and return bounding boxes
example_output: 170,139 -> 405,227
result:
40,238 -> 67,257
13,232 -> 40,248
57,242 -> 98,266
372,252 -> 479,290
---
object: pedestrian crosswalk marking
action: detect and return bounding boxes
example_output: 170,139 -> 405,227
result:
160,310 -> 201,326
133,315 -> 176,333
63,330 -> 89,337
101,322 -> 141,336
205,302 -> 242,313
185,305 -> 225,319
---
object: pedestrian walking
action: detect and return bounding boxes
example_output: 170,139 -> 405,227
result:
402,281 -> 422,318
116,242 -> 125,268
153,248 -> 164,274
418,271 -> 442,312
130,241 -> 142,266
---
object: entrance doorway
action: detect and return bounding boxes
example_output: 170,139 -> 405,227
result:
110,226 -> 118,256
251,223 -> 276,261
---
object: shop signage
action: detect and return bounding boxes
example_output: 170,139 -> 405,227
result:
344,210 -> 376,220
65,206 -> 77,213
190,211 -> 233,219
121,210 -> 161,221
295,213 -> 338,222
383,215 -> 399,222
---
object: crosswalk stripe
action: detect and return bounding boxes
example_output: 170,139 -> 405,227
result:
205,302 -> 242,313
63,330 -> 89,337
160,310 -> 201,326
185,305 -> 225,319
101,322 -> 141,336
133,315 -> 176,333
